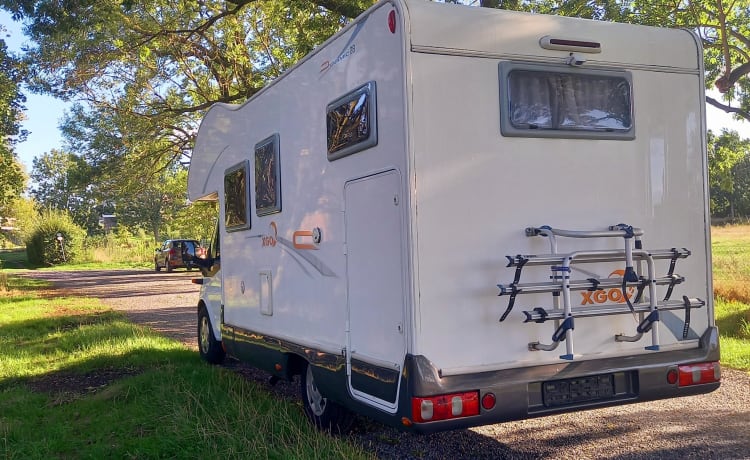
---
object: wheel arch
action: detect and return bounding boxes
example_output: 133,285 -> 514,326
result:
198,300 -> 222,342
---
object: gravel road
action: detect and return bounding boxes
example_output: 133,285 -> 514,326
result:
22,269 -> 750,459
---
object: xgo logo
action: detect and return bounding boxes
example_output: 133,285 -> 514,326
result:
580,269 -> 636,305
262,222 -> 278,247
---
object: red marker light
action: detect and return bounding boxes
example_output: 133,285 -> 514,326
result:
481,392 -> 496,410
388,10 -> 397,34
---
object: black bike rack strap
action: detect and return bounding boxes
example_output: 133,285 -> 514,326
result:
499,257 -> 529,322
662,248 -> 681,301
522,307 -> 549,324
499,287 -> 519,322
551,316 -> 574,343
663,274 -> 685,302
682,295 -> 691,339
586,278 -> 600,291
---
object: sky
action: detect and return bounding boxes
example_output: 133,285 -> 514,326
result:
3,10 -> 750,174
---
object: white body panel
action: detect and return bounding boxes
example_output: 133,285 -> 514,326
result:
190,2 -> 410,359
188,0 -> 712,413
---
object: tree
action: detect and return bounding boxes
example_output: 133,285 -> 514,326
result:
707,129 -> 750,218
115,167 -> 191,242
0,28 -> 28,218
0,148 -> 26,218
1,0 -> 365,193
29,149 -> 104,232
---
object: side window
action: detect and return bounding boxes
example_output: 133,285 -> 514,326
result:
326,81 -> 378,160
499,62 -> 633,140
255,133 -> 281,216
224,160 -> 251,232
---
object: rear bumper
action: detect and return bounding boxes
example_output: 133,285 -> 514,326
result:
403,327 -> 720,433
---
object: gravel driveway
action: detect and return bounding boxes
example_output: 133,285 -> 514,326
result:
22,269 -> 750,459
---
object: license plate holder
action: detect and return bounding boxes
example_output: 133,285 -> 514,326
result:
542,373 -> 616,407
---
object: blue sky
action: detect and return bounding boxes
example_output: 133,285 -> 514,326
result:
3,9 -> 750,173
2,10 -> 68,172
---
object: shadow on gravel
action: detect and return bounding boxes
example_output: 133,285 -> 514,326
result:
123,306 -> 198,345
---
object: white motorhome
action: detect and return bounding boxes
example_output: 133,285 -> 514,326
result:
187,0 -> 720,433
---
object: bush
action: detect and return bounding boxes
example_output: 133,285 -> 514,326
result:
25,209 -> 86,266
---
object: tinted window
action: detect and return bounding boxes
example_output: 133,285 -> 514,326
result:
255,134 -> 281,216
224,161 -> 250,231
326,81 -> 378,160
500,63 -> 634,140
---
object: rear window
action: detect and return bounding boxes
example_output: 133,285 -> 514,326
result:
499,62 -> 634,140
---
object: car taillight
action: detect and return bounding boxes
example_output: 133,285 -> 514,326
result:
411,391 -> 479,423
169,248 -> 176,257
677,362 -> 720,387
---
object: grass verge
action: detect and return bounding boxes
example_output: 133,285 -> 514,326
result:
0,276 -> 368,459
711,225 -> 750,371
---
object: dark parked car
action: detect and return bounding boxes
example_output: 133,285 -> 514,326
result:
154,239 -> 205,272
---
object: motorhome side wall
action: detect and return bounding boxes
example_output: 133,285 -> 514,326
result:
404,2 -> 712,374
188,2 -> 410,367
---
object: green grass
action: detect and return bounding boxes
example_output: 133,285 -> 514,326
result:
0,280 -> 369,459
714,297 -> 750,370
32,261 -> 152,271
710,225 -> 750,371
0,249 -> 28,269
1,235 -> 156,270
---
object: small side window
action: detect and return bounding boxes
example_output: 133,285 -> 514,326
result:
255,133 -> 282,216
224,160 -> 251,232
499,62 -> 634,140
326,81 -> 378,160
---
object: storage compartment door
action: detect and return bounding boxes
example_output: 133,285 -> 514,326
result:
344,170 -> 406,411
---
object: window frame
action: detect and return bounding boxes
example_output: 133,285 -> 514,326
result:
223,160 -> 251,232
498,61 -> 635,140
326,81 -> 378,161
254,133 -> 282,216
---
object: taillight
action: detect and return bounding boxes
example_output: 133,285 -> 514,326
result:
677,362 -> 720,387
411,391 -> 479,423
169,248 -> 176,257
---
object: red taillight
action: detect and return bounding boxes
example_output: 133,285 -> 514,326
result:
677,362 -> 720,387
411,391 -> 479,423
169,248 -> 176,257
388,10 -> 397,34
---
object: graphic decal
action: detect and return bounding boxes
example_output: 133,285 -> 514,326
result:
254,221 -> 336,278
580,269 -> 636,305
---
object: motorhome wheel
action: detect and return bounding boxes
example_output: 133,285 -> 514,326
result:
197,305 -> 225,364
300,363 -> 353,433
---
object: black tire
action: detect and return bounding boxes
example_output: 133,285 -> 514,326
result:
198,305 -> 225,364
155,259 -> 161,272
165,258 -> 173,273
300,362 -> 353,433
